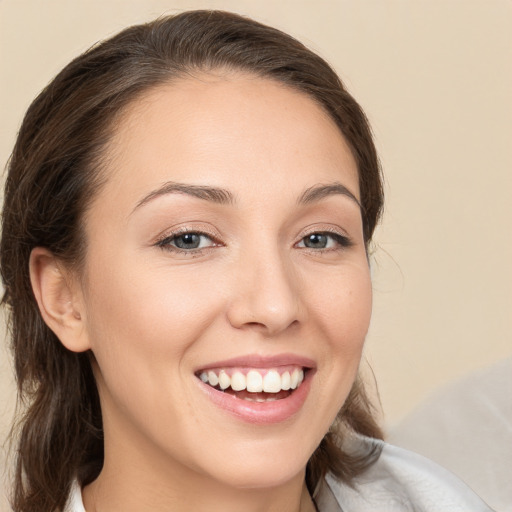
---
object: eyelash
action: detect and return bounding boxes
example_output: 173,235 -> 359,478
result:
155,227 -> 353,256
295,230 -> 353,252
155,228 -> 220,256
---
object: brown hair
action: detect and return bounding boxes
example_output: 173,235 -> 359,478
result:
1,10 -> 384,512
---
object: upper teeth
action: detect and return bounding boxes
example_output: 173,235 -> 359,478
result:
199,368 -> 305,393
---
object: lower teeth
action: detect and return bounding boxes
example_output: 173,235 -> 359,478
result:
219,387 -> 291,402
243,396 -> 278,403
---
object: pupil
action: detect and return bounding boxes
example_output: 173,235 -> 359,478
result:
305,234 -> 327,248
176,233 -> 200,249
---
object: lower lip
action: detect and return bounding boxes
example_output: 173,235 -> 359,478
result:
197,370 -> 314,424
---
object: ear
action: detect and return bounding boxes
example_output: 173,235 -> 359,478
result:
29,247 -> 91,353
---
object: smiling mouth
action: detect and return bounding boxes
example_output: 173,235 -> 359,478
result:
196,366 -> 306,402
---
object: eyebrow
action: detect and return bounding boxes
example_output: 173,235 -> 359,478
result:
133,181 -> 234,213
132,180 -> 361,213
298,182 -> 362,209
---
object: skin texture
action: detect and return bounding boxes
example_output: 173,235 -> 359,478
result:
30,72 -> 372,512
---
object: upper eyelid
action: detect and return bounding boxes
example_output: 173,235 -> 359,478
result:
156,233 -> 217,249
154,225 -> 221,244
295,226 -> 355,251
297,224 -> 351,240
154,232 -> 220,256
152,223 -> 353,248
296,232 -> 351,246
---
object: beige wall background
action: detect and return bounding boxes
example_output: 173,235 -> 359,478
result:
1,0 -> 511,508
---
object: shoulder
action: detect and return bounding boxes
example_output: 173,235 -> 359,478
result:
389,358 -> 512,512
315,437 -> 495,512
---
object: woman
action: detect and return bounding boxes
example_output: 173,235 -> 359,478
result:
0,10 -> 492,512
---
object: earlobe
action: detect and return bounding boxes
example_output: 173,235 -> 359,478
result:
29,247 -> 91,353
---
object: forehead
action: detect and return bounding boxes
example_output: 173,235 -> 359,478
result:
97,72 -> 359,209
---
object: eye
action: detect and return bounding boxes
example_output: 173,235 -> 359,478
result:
156,231 -> 217,251
296,232 -> 351,250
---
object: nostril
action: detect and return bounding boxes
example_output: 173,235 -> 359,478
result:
244,321 -> 266,329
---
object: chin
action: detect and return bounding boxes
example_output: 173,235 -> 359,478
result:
212,457 -> 308,491
191,433 -> 318,490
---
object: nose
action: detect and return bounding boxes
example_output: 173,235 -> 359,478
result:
226,246 -> 303,336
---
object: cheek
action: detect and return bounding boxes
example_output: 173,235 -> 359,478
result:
82,256 -> 225,373
81,258 -> 226,443
305,261 -> 372,413
309,264 -> 372,355
298,263 -> 372,437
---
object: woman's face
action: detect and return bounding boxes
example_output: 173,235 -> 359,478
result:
77,73 -> 372,489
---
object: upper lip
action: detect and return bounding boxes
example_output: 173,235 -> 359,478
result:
195,353 -> 316,372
